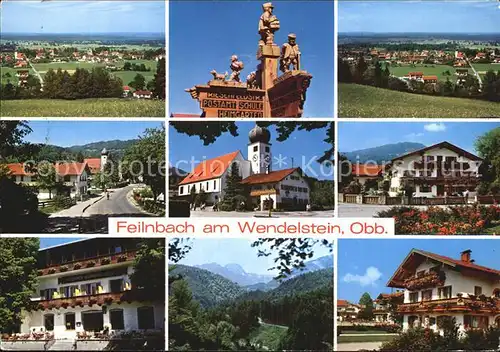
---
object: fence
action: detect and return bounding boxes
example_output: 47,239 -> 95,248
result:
38,197 -> 76,209
339,193 -> 497,206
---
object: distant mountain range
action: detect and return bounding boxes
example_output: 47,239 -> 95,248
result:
169,264 -> 333,308
66,140 -> 137,158
341,142 -> 426,163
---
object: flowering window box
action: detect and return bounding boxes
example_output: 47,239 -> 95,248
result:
403,271 -> 445,290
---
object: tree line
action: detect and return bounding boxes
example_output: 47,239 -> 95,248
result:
339,56 -> 500,103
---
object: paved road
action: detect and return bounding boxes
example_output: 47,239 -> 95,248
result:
191,209 -> 335,218
84,185 -> 143,216
337,341 -> 384,351
338,204 -> 393,217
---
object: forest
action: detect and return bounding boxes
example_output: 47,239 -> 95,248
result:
169,265 -> 334,351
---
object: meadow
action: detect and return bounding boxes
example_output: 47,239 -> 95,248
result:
384,63 -> 500,81
339,83 -> 500,118
0,98 -> 165,117
1,60 -> 157,85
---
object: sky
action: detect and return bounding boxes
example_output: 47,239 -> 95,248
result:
173,238 -> 332,276
23,121 -> 163,147
339,121 -> 500,154
338,239 -> 500,303
2,1 -> 165,34
339,1 -> 500,33
169,122 -> 333,180
39,238 -> 85,250
169,1 -> 334,117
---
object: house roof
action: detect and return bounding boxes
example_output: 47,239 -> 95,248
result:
408,71 -> 423,76
337,299 -> 349,307
423,75 -> 438,80
134,90 -> 152,95
7,162 -> 88,177
178,151 -> 240,186
84,158 -> 101,172
352,164 -> 383,177
387,248 -> 500,288
123,86 -> 131,91
54,162 -> 88,176
241,168 -> 300,185
391,141 -> 483,162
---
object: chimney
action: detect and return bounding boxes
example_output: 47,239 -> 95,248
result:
460,249 -> 472,263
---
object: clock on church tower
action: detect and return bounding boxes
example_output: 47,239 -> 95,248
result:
248,125 -> 272,175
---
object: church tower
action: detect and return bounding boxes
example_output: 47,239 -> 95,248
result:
100,148 -> 108,171
248,125 -> 272,175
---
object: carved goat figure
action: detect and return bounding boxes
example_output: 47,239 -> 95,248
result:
210,70 -> 228,81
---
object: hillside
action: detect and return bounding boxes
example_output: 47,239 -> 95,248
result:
339,83 -> 500,118
268,268 -> 334,299
169,265 -> 245,308
341,142 -> 426,163
67,140 -> 137,158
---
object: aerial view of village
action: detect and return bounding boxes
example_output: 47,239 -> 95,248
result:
169,122 -> 334,217
338,239 -> 500,351
0,121 -> 165,234
0,237 -> 165,350
338,122 -> 500,234
338,1 -> 500,118
169,1 -> 334,117
169,238 -> 333,350
0,1 -> 165,117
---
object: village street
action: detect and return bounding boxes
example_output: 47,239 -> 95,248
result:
45,185 -> 148,233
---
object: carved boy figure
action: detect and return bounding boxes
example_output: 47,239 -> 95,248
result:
246,71 -> 258,88
258,2 -> 280,46
280,33 -> 300,73
229,55 -> 244,82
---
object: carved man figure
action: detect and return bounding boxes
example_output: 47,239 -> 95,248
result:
229,55 -> 244,82
258,2 -> 280,46
280,33 -> 300,73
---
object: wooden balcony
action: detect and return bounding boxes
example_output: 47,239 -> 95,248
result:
397,297 -> 500,314
403,271 -> 445,291
39,250 -> 137,276
30,289 -> 151,311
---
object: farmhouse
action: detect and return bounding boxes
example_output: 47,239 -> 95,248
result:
133,90 -> 152,99
423,75 -> 438,84
7,162 -> 90,199
16,69 -> 30,87
177,125 -> 311,210
19,238 -> 164,339
388,249 -> 500,333
387,141 -> 482,198
337,300 -> 362,322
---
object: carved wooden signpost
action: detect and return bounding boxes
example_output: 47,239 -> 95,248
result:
185,2 -> 313,118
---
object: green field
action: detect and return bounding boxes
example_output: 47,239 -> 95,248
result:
0,98 -> 165,117
385,63 -> 461,82
471,63 -> 500,75
249,324 -> 288,350
339,83 -> 500,118
1,60 -> 157,85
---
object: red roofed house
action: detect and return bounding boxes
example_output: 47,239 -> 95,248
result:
84,148 -> 109,175
407,72 -> 424,82
351,164 -> 384,185
388,141 -> 482,198
337,300 -> 362,322
388,248 -> 500,333
133,90 -> 152,99
423,75 -> 438,84
177,125 -> 311,210
123,86 -> 131,98
16,69 -> 29,87
7,162 -> 89,199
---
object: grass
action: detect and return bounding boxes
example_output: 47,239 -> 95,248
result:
249,324 -> 288,350
384,63 -> 459,82
38,205 -> 61,215
0,98 -> 165,117
339,83 -> 500,118
338,334 -> 397,343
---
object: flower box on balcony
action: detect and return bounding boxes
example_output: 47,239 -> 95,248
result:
59,265 -> 68,272
100,258 -> 111,265
117,255 -> 128,263
86,261 -> 96,268
48,268 -> 56,274
37,270 -> 43,276
404,271 -> 445,291
73,263 -> 82,270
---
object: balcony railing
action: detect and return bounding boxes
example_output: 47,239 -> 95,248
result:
29,289 -> 151,311
397,297 -> 500,314
403,271 -> 446,291
39,250 -> 137,276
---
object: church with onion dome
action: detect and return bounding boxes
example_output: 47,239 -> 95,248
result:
177,124 -> 311,210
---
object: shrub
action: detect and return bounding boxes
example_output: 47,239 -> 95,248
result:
169,200 -> 190,217
53,195 -> 71,209
139,188 -> 154,199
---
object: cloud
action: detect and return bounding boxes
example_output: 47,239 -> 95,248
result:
343,267 -> 382,286
424,123 -> 447,132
